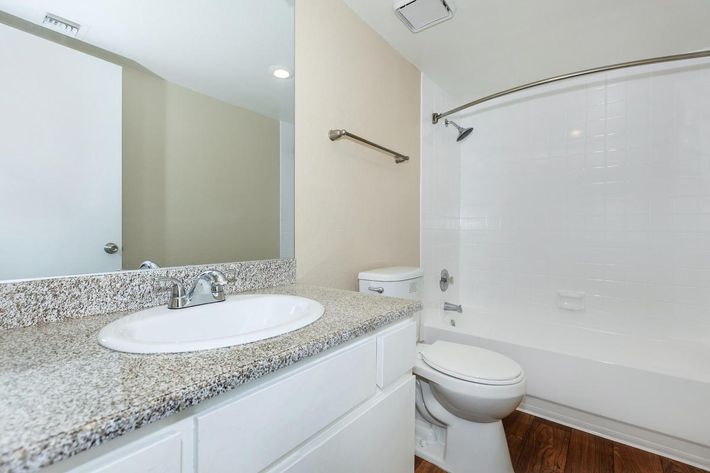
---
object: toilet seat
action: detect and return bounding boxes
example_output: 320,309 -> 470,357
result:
418,341 -> 523,386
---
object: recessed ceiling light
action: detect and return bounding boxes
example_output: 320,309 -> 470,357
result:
269,65 -> 292,79
272,68 -> 291,79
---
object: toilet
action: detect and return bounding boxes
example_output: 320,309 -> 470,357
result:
358,267 -> 526,473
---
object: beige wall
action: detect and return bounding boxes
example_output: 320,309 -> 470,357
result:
295,0 -> 421,290
123,68 -> 280,269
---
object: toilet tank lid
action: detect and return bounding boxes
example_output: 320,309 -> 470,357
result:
358,266 -> 423,282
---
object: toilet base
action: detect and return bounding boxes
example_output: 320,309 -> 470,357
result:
449,417 -> 514,473
416,378 -> 515,473
416,416 -> 514,473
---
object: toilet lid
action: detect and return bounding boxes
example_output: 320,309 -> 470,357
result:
420,341 -> 523,386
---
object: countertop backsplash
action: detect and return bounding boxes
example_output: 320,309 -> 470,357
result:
0,258 -> 296,330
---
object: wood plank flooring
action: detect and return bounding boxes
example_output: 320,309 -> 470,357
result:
414,411 -> 708,473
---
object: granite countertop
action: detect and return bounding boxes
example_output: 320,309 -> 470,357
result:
0,284 -> 421,473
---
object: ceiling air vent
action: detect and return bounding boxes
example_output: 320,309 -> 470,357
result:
393,0 -> 455,33
42,13 -> 81,37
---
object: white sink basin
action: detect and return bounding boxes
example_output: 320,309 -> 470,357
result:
98,294 -> 324,354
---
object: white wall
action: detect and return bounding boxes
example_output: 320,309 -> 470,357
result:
0,22 -> 122,280
432,57 -> 710,343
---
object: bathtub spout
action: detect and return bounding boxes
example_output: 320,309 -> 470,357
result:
444,302 -> 463,313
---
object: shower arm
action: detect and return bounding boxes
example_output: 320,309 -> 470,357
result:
444,119 -> 464,132
432,49 -> 710,124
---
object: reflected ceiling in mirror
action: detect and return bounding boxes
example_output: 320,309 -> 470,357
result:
0,0 -> 294,281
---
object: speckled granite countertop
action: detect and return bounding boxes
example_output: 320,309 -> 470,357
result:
0,284 -> 421,473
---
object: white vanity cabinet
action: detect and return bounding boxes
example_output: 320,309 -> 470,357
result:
45,319 -> 416,473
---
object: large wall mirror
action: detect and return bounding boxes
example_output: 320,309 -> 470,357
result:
0,1 -> 294,281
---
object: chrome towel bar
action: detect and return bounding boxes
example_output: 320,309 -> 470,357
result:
432,48 -> 710,124
328,129 -> 409,164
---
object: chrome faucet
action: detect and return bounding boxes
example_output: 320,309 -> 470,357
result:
159,270 -> 229,309
444,302 -> 463,313
139,260 -> 160,269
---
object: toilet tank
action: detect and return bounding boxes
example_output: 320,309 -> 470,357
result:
358,266 -> 423,300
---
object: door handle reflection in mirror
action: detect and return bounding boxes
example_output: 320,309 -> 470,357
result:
368,286 -> 384,294
104,242 -> 119,254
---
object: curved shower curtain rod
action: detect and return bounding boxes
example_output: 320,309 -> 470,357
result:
432,49 -> 710,124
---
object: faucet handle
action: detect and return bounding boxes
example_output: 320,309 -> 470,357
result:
158,277 -> 188,309
197,270 -> 229,296
203,270 -> 228,285
158,277 -> 185,297
211,270 -> 228,285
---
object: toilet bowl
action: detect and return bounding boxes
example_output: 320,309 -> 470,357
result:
414,341 -> 526,473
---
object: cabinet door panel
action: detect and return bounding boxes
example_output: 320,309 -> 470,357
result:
57,431 -> 186,473
196,339 -> 377,473
272,376 -> 415,473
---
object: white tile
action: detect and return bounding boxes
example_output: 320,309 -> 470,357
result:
421,60 -> 710,341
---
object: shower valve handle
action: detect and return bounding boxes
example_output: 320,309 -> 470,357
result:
440,269 -> 454,291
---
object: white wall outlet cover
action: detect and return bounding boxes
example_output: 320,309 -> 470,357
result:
393,0 -> 455,33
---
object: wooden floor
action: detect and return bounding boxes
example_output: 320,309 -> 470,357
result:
414,411 -> 708,473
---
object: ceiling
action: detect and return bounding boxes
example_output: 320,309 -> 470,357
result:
344,0 -> 710,111
0,0 -> 294,121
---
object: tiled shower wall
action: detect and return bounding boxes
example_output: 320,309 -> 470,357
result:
420,75 -> 461,310
423,58 -> 710,342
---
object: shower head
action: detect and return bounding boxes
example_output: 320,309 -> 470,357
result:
444,119 -> 473,142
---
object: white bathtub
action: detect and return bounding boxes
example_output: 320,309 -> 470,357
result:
419,309 -> 710,469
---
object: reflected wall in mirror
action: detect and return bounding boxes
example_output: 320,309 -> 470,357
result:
0,1 -> 295,281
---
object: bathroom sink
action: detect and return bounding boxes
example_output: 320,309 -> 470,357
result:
98,295 -> 324,354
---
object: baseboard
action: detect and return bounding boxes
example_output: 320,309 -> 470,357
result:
520,396 -> 710,471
